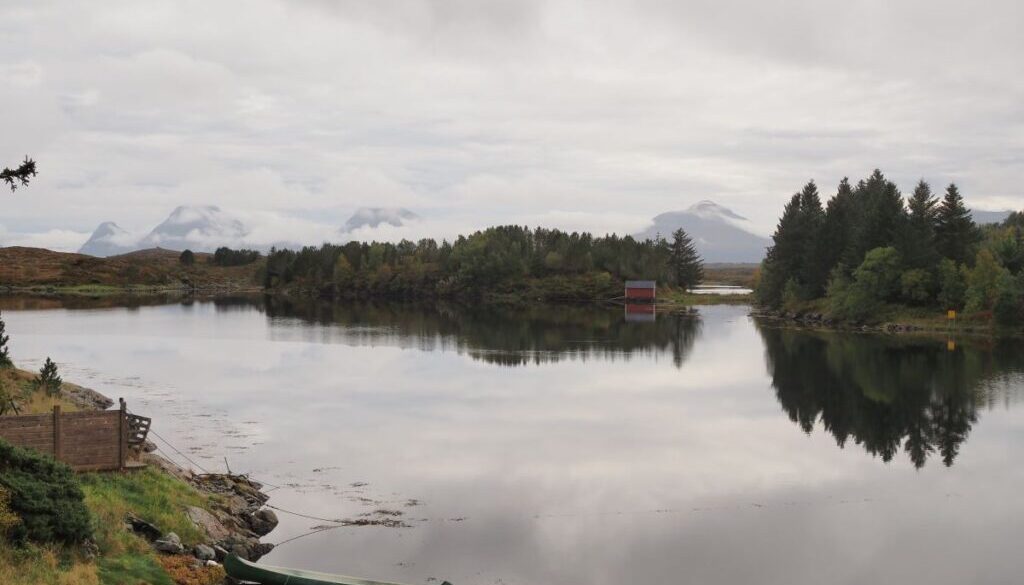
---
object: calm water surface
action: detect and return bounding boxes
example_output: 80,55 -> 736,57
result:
3,296 -> 1024,585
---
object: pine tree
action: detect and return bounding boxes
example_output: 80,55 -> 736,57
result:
935,184 -> 980,265
904,180 -> 940,269
34,357 -> 62,397
0,311 -> 11,368
669,228 -> 703,289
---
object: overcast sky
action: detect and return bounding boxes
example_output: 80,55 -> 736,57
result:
2,0 -> 1022,251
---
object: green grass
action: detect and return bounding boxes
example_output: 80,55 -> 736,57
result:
660,291 -> 755,306
0,467 -> 214,585
97,554 -> 174,585
81,467 -> 210,549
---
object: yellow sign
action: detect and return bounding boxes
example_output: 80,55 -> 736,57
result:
947,310 -> 957,320
947,340 -> 956,352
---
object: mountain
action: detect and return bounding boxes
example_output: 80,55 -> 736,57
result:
78,222 -> 137,257
971,209 -> 1013,225
342,207 -> 420,232
137,206 -> 248,252
634,201 -> 770,263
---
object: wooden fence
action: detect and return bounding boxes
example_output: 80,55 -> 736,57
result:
0,400 -> 135,471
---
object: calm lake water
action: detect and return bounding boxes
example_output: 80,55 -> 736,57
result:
3,296 -> 1024,585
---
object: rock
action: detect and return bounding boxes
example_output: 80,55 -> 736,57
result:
249,508 -> 279,536
212,544 -> 230,562
187,505 -> 232,541
61,382 -> 115,410
250,542 -> 274,560
154,532 -> 184,554
81,539 -> 100,561
193,544 -> 216,561
229,542 -> 251,561
141,439 -> 158,453
127,514 -> 163,541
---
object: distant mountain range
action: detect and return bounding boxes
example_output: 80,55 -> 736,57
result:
80,206 -> 247,257
79,206 -> 423,257
971,209 -> 1014,225
634,201 -> 770,263
72,203 -> 1019,259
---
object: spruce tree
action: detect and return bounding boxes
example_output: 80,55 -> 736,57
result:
34,357 -> 62,397
823,178 -> 857,274
669,228 -> 703,290
935,183 -> 980,265
797,181 -> 829,296
758,193 -> 804,306
904,180 -> 940,269
850,169 -> 906,265
0,310 -> 11,368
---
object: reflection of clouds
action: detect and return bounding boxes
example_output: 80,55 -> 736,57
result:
4,302 -> 1024,584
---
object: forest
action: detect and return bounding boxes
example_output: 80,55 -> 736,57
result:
259,225 -> 703,300
757,170 -> 1024,326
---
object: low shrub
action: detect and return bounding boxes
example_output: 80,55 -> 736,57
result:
0,438 -> 91,545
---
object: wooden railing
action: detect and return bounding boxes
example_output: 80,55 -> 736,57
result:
0,399 -> 145,472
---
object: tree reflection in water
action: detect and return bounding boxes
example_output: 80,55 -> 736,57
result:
261,297 -> 704,368
757,323 -> 1024,468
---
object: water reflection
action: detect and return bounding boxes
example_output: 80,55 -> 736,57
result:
261,297 -> 704,368
757,324 -> 1024,468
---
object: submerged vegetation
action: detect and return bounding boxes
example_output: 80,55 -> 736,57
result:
757,170 -> 1024,327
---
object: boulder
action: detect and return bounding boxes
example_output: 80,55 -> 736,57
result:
212,544 -> 230,562
127,514 -> 163,541
154,532 -> 184,554
187,505 -> 232,541
193,544 -> 216,562
250,542 -> 274,560
249,508 -> 279,536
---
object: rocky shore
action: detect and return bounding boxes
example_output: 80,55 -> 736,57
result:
138,452 -> 279,563
751,308 -> 990,336
80,383 -> 279,578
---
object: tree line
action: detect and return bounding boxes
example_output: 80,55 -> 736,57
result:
259,225 -> 703,299
757,169 -> 1024,325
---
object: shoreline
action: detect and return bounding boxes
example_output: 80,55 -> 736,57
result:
750,308 -> 1019,339
0,367 -> 277,584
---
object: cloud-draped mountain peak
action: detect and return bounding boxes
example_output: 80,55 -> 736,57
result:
78,222 -> 136,257
342,208 -> 421,233
634,201 -> 769,263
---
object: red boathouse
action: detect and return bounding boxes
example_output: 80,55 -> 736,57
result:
624,280 -> 656,301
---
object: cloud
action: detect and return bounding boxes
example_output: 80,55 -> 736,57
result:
1,0 -> 1021,245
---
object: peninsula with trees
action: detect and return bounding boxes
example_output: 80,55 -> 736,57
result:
756,169 -> 1024,329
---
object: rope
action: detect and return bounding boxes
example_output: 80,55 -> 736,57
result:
264,504 -> 346,524
147,426 -> 212,474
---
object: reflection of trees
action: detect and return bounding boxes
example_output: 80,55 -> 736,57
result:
757,324 -> 1024,468
262,297 -> 703,368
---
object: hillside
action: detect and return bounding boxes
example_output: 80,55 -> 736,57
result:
0,246 -> 262,291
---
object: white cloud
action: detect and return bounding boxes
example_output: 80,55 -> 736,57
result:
0,0 -> 1021,246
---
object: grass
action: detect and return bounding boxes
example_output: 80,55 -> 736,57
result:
80,468 -> 211,550
0,455 -> 217,584
98,555 -> 174,585
0,467 -> 212,585
0,368 -> 80,415
0,544 -> 100,585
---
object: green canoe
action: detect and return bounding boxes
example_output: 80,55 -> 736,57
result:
224,554 -> 451,585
